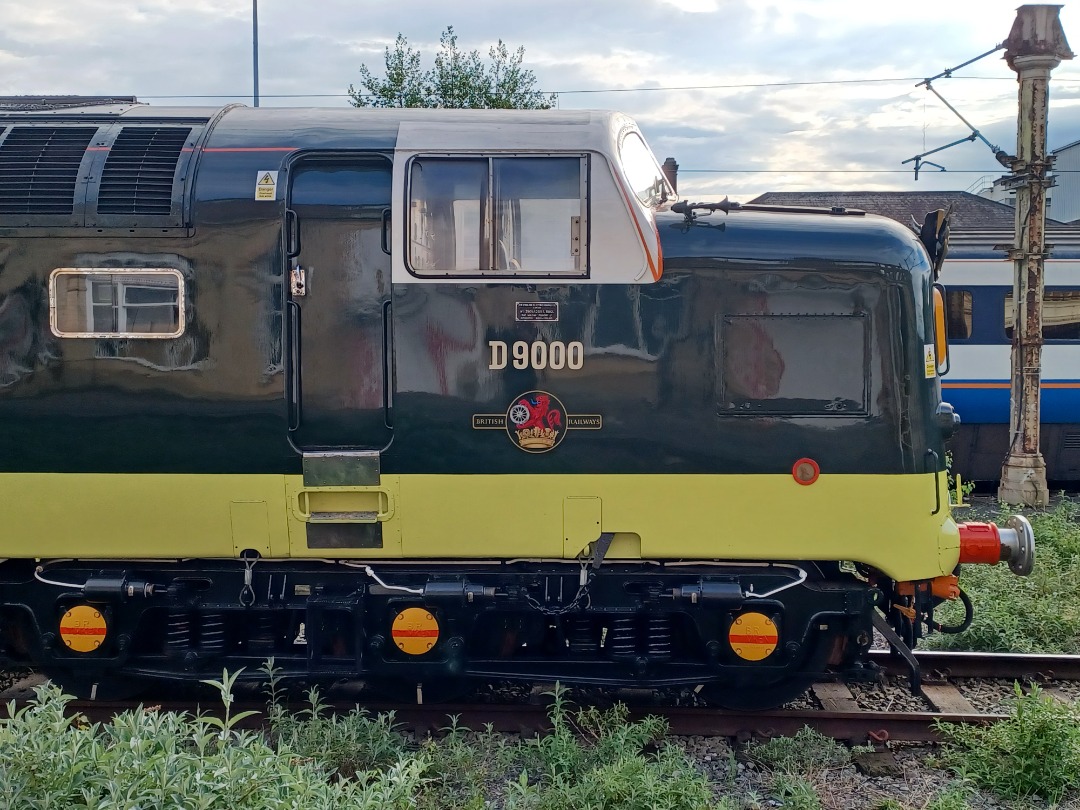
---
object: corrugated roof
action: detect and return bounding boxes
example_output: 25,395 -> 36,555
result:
747,190 -> 1075,230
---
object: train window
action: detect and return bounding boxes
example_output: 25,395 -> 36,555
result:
619,132 -> 670,207
717,314 -> 869,416
49,268 -> 184,338
945,290 -> 972,339
408,155 -> 586,276
1004,290 -> 1080,340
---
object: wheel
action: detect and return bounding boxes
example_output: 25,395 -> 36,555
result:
699,675 -> 817,711
42,669 -> 146,701
509,403 -> 530,425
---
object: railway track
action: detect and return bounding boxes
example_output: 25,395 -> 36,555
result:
2,650 -> 1075,743
869,648 -> 1080,680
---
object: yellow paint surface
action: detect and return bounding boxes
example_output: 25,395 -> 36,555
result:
0,471 -> 958,581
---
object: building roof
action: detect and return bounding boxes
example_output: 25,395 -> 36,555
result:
747,190 -> 1073,230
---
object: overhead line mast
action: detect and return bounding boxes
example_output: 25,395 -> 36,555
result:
999,4 -> 1074,506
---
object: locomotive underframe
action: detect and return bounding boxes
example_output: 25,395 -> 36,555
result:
0,559 -> 878,696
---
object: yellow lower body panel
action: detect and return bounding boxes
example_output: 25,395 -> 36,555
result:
0,473 -> 293,560
0,471 -> 958,582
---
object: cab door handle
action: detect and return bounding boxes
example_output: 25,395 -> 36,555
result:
287,300 -> 301,432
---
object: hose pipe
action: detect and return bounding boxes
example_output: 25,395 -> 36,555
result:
930,588 -> 974,634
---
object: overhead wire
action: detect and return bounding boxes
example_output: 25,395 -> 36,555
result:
110,72 -> 1080,178
133,73 -> 1080,100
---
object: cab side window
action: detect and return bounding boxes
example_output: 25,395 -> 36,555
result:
408,155 -> 586,277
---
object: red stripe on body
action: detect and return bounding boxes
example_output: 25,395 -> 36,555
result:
728,634 -> 778,645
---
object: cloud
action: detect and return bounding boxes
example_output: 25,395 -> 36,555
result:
1,0 -> 1077,200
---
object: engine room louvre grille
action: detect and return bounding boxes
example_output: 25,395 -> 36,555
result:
0,127 -> 96,215
97,127 -> 191,216
1065,432 -> 1080,451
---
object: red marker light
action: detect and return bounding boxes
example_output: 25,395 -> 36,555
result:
792,458 -> 820,485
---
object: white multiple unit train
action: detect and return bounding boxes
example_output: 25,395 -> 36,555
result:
941,242 -> 1080,482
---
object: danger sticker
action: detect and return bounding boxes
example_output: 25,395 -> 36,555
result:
924,344 -> 936,378
255,171 -> 278,201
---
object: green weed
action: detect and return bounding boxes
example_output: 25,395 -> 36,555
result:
769,772 -> 822,810
0,682 -> 425,809
506,684 -> 713,809
746,725 -> 853,774
946,452 -> 976,504
869,781 -> 973,810
269,690 -> 407,780
925,782 -> 973,810
935,682 -> 1080,803
416,717 -> 517,810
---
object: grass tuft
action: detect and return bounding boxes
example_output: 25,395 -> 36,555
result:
746,725 -> 854,774
935,682 -> 1080,803
0,682 -> 424,808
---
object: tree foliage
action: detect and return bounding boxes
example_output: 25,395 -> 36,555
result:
348,26 -> 555,109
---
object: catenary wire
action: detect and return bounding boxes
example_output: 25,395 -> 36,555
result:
131,73 -> 1080,100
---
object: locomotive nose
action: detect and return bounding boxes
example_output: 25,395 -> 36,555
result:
957,515 -> 1035,576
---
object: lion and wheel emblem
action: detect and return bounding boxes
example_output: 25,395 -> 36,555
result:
506,391 -> 565,452
471,391 -> 601,453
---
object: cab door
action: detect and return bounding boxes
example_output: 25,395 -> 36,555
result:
285,154 -> 393,456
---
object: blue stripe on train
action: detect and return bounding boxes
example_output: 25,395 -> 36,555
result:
942,382 -> 1080,424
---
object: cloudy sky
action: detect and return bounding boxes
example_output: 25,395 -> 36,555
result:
3,0 -> 1079,200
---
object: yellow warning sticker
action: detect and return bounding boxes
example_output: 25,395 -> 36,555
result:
255,171 -> 278,201
924,344 -> 936,378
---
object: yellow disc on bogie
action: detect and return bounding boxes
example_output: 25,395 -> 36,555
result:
391,607 -> 439,656
59,605 -> 107,653
728,612 -> 778,661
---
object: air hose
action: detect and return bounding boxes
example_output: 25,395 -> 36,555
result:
929,587 -> 973,634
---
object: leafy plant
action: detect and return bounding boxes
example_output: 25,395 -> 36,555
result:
925,782 -> 974,810
746,725 -> 853,774
348,26 -> 556,109
935,682 -> 1080,802
769,772 -> 822,810
506,747 -> 713,810
268,686 -> 407,780
506,684 -> 712,809
0,682 -> 426,809
199,667 -> 261,739
945,451 -> 976,504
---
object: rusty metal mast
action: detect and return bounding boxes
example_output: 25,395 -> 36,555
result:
998,5 -> 1073,506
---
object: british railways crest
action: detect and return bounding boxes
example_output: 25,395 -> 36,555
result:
472,391 -> 603,453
